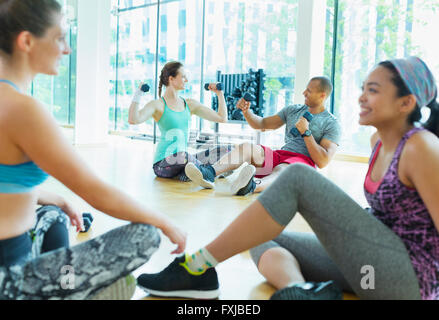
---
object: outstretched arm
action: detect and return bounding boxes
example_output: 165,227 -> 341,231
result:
6,95 -> 186,253
237,99 -> 285,131
188,86 -> 227,123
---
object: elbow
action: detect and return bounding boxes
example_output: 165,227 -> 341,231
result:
220,117 -> 228,123
315,159 -> 329,169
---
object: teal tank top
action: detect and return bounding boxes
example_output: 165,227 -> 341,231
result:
154,97 -> 191,163
0,79 -> 49,194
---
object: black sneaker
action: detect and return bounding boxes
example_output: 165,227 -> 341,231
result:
236,177 -> 257,196
137,255 -> 220,299
185,163 -> 216,189
270,281 -> 343,300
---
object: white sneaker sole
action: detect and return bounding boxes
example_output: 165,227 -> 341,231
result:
91,274 -> 137,300
139,285 -> 220,300
185,163 -> 215,189
229,163 -> 256,195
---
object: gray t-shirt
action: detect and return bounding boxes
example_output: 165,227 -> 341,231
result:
276,104 -> 341,158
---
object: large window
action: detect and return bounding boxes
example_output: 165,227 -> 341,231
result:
32,0 -> 77,126
109,0 -> 439,156
110,0 -> 298,148
327,0 -> 439,156
110,2 -> 158,135
202,0 -> 299,148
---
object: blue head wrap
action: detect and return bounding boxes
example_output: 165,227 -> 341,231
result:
389,56 -> 437,107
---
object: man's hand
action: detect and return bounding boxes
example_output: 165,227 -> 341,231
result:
236,98 -> 251,114
295,117 -> 310,135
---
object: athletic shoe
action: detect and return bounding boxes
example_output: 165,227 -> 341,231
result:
235,177 -> 257,196
91,274 -> 137,300
137,255 -> 220,299
229,162 -> 257,195
270,281 -> 343,300
185,163 -> 216,189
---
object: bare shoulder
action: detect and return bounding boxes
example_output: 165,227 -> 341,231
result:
404,130 -> 439,159
1,92 -> 48,127
184,98 -> 202,112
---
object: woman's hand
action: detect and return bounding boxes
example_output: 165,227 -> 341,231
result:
60,200 -> 84,233
208,83 -> 223,96
160,221 -> 187,254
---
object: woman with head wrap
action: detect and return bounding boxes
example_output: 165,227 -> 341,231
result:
137,57 -> 439,300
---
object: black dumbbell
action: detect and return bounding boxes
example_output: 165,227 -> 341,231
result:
290,111 -> 314,137
243,92 -> 256,102
204,83 -> 223,91
141,83 -> 150,93
232,109 -> 244,121
232,88 -> 242,98
81,212 -> 94,233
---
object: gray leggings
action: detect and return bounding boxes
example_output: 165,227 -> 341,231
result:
249,163 -> 421,300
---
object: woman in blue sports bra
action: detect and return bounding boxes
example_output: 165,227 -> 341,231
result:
0,0 -> 185,300
128,61 -> 231,181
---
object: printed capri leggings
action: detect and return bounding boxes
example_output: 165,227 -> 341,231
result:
153,145 -> 232,180
0,205 -> 160,300
249,163 -> 421,300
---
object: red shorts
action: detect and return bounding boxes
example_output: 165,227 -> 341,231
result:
255,145 -> 316,178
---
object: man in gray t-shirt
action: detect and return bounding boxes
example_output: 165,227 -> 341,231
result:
184,76 -> 342,196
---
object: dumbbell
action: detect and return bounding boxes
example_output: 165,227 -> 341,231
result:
141,83 -> 150,93
81,212 -> 94,233
204,83 -> 223,91
232,88 -> 242,98
290,111 -> 314,137
243,92 -> 256,102
232,109 -> 244,121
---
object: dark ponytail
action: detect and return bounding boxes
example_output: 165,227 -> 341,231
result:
425,97 -> 439,137
0,0 -> 61,55
158,61 -> 183,97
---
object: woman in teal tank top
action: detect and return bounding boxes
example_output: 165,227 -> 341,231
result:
0,0 -> 185,300
128,61 -> 231,181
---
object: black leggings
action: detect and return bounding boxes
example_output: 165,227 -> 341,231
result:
153,145 -> 232,180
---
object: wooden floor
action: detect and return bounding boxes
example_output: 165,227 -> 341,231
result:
41,133 -> 368,300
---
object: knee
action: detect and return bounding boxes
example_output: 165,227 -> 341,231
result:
128,223 -> 161,249
256,247 -> 292,273
36,205 -> 69,228
282,163 -> 315,181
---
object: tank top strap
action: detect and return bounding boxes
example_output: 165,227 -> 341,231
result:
394,127 -> 425,160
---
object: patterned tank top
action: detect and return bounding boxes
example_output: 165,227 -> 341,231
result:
364,127 -> 439,300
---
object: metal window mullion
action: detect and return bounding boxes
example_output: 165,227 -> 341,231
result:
199,0 -> 206,133
330,0 -> 339,115
153,0 -> 161,144
114,0 -> 121,131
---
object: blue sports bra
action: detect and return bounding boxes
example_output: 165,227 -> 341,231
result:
0,79 -> 49,194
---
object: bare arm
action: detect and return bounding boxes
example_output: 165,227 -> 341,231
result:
6,96 -> 185,252
187,91 -> 228,123
36,189 -> 83,232
401,131 -> 439,233
303,137 -> 338,169
238,99 -> 285,130
128,99 -> 159,125
295,117 -> 338,168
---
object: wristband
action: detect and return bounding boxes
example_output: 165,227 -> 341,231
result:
132,89 -> 143,104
